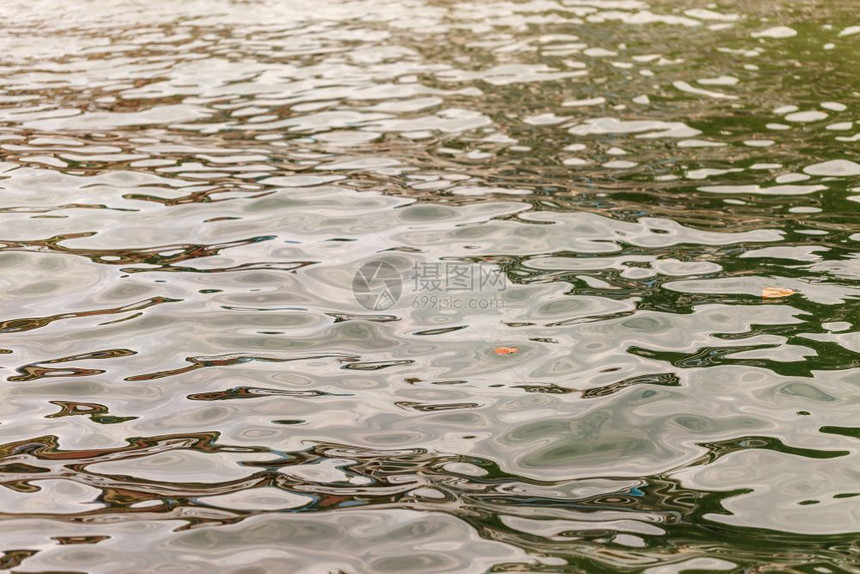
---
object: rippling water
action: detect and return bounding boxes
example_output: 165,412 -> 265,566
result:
1,0 -> 859,571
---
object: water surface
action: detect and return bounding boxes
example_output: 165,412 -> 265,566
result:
0,0 -> 858,572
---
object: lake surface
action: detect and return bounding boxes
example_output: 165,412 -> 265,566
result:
0,0 -> 858,572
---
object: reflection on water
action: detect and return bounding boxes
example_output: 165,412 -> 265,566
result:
0,0 -> 858,571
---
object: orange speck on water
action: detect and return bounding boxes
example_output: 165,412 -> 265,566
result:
762,287 -> 795,299
494,347 -> 519,355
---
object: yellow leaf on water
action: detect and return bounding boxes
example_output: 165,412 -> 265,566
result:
762,287 -> 795,299
494,347 -> 519,355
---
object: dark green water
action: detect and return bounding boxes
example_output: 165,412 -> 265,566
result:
0,0 -> 858,572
